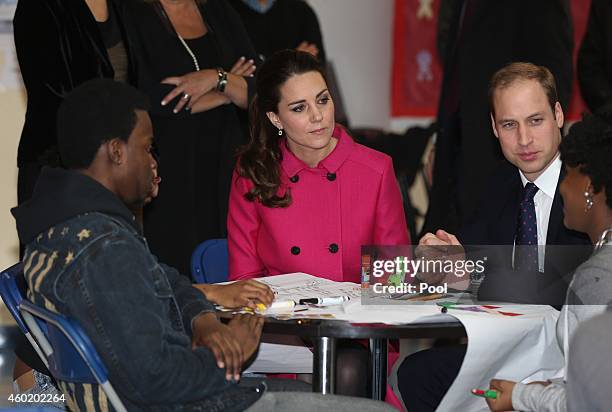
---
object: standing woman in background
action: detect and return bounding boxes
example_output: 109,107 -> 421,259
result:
13,0 -> 125,401
14,0 -> 125,210
120,0 -> 259,274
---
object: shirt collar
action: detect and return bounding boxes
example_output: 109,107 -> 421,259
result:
241,0 -> 277,13
519,154 -> 561,199
280,125 -> 353,177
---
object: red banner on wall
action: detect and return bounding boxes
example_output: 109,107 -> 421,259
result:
391,0 -> 591,120
391,0 -> 442,117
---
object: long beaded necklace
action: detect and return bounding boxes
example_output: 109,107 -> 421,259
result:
159,0 -> 201,72
177,35 -> 200,71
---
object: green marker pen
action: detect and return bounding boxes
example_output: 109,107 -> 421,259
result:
471,388 -> 498,399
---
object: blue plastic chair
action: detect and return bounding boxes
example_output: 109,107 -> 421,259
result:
19,300 -> 127,412
190,238 -> 229,283
0,263 -> 48,368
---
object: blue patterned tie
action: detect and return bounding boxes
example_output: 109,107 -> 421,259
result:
515,182 -> 539,272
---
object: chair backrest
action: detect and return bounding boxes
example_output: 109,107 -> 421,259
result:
0,263 -> 48,368
0,263 -> 27,332
19,300 -> 127,412
190,238 -> 229,284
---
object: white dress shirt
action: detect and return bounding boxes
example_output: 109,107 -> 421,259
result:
516,154 -> 562,272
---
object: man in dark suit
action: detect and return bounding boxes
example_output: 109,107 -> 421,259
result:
397,62 -> 590,412
423,0 -> 574,235
419,62 -> 590,305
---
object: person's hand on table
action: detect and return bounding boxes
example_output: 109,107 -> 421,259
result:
216,280 -> 274,309
191,312 -> 244,381
415,230 -> 466,285
296,41 -> 319,57
195,280 -> 274,309
419,229 -> 462,247
485,379 -> 515,411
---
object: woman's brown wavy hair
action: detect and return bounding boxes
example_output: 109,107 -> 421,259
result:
237,50 -> 327,208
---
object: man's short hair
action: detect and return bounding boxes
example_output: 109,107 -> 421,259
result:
57,79 -> 150,169
488,62 -> 559,116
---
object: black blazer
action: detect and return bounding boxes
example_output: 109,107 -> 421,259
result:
457,161 -> 592,305
13,0 -> 117,167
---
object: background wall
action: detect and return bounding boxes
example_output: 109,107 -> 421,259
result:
0,23 -> 23,270
307,0 -> 394,129
0,89 -> 22,269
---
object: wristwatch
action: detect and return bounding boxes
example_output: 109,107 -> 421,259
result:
216,67 -> 228,92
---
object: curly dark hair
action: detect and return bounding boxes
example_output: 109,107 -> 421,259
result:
560,106 -> 612,209
237,50 -> 327,207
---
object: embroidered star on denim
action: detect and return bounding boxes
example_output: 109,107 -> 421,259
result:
77,229 -> 91,241
65,251 -> 74,265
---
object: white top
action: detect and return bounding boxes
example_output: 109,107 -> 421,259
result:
516,154 -> 562,272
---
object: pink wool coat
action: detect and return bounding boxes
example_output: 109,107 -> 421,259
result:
228,125 -> 410,283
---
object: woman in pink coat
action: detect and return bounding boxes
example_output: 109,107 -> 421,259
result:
228,52 -> 409,285
227,50 -> 410,397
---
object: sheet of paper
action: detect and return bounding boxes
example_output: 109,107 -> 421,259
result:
255,272 -> 361,302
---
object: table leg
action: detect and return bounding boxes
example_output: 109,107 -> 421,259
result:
312,336 -> 336,394
370,338 -> 388,401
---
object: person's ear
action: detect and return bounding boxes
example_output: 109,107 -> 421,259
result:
490,113 -> 499,139
266,112 -> 282,130
107,138 -> 125,165
554,102 -> 564,129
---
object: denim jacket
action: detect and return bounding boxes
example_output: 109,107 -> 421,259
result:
13,168 -> 263,411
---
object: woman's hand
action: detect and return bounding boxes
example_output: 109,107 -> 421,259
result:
229,56 -> 256,77
196,280 -> 274,309
161,69 -> 218,113
485,379 -> 515,411
160,56 -> 255,113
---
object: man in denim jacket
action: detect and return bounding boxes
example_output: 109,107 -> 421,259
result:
11,79 -> 392,411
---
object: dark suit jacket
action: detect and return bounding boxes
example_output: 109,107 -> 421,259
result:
13,0 -> 117,167
422,0 -> 574,235
457,161 -> 591,305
